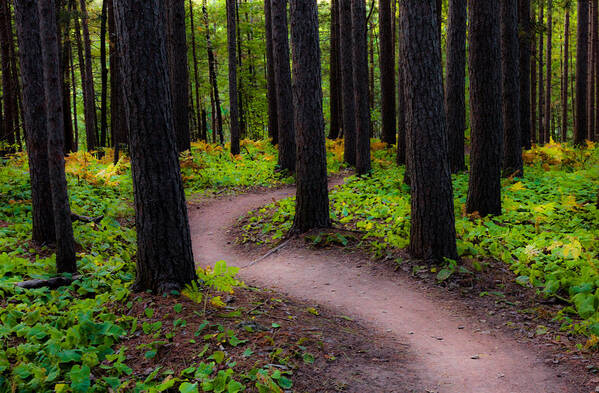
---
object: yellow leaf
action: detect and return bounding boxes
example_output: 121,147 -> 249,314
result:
561,195 -> 581,211
563,240 -> 582,260
210,296 -> 226,308
55,384 -> 68,393
508,181 -> 526,192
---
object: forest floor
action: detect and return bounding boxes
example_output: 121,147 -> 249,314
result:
189,179 -> 594,393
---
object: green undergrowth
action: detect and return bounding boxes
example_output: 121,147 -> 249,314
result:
0,140 -> 349,393
240,141 -> 599,337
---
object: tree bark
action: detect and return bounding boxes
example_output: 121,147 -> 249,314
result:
544,0 -> 553,145
189,0 -> 203,143
329,0 -> 342,140
519,0 -> 532,149
466,0 -> 503,217
271,0 -> 296,172
352,0 -> 371,175
593,0 -> 599,142
78,0 -> 98,152
264,0 -> 279,144
113,0 -> 197,294
531,6 -> 537,146
100,0 -> 108,148
379,0 -> 396,144
226,0 -> 241,155
340,0 -> 357,165
38,0 -> 77,273
445,0 -> 467,173
538,3 -> 544,145
501,0 -> 523,177
202,1 -> 223,145
575,0 -> 589,145
562,8 -> 570,142
0,0 -> 15,151
398,0 -> 458,262
165,0 -> 191,152
59,0 -> 74,154
108,0 -> 127,159
289,0 -> 330,233
14,0 -> 57,245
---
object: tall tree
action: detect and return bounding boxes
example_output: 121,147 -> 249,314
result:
38,0 -> 77,273
501,0 -> 523,177
113,0 -> 197,293
531,5 -> 538,145
202,0 -> 223,145
545,0 -> 553,144
398,0 -> 458,262
226,0 -> 241,155
329,0 -> 341,140
466,0 -> 503,217
14,0 -> 56,245
575,0 -> 589,145
379,0 -> 396,144
289,0 -> 330,233
340,0 -> 357,165
0,0 -> 15,150
271,0 -> 296,172
59,0 -> 74,154
562,6 -> 570,142
538,2 -> 544,145
352,0 -> 371,175
519,0 -> 532,149
100,0 -> 108,148
166,0 -> 191,152
189,0 -> 202,141
108,0 -> 127,162
445,0 -> 467,173
589,1 -> 596,142
78,0 -> 98,152
264,0 -> 279,144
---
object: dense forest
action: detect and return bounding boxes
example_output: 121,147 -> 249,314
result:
1,0 -> 599,392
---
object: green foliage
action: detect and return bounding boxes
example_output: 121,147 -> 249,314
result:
241,141 -> 599,335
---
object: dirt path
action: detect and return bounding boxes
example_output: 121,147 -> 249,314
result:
189,184 -> 582,393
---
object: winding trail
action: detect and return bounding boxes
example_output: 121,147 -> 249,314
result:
189,183 -> 580,393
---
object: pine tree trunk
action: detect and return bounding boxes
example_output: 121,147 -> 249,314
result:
352,0 -> 371,175
59,1 -> 74,154
562,8 -> 570,142
379,0 -> 395,144
70,32 -> 79,151
519,0 -> 532,149
189,0 -> 203,143
399,0 -> 458,262
501,0 -> 523,177
226,0 -> 240,155
445,0 -> 467,173
544,1 -> 553,145
78,0 -> 98,152
108,0 -> 127,157
235,0 -> 246,140
538,3 -> 544,145
586,1 -> 595,139
202,1 -> 223,145
531,6 -> 537,146
0,0 -> 15,151
166,0 -> 191,152
329,0 -> 341,139
14,0 -> 57,245
113,0 -> 197,294
575,0 -> 589,146
466,0 -> 503,217
264,0 -> 279,144
289,0 -> 331,233
271,0 -> 296,172
38,0 -> 77,273
100,0 -> 108,148
340,0 -> 357,165
588,0 -> 599,141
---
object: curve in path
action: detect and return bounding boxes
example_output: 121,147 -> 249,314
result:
189,184 -> 578,393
